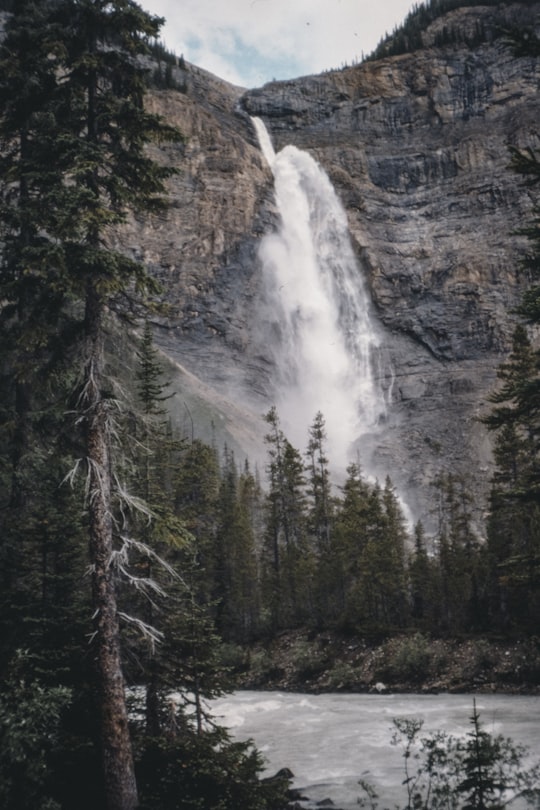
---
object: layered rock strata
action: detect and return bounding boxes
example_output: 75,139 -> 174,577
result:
118,2 -> 540,528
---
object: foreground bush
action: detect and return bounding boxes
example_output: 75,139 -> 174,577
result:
360,700 -> 540,810
136,724 -> 292,810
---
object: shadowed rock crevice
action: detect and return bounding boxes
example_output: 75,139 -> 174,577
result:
115,2 -> 540,526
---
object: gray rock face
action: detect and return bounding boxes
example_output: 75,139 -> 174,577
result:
119,2 -> 540,529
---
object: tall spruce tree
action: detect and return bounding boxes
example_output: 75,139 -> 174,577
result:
483,145 -> 540,630
1,2 -> 182,806
306,411 -> 345,623
357,479 -> 409,629
408,520 -> 439,628
483,326 -> 540,628
262,407 -> 312,630
431,473 -> 487,633
0,0 -> 73,514
305,411 -> 333,554
332,462 -> 372,626
212,451 -> 260,642
60,4 -> 180,804
128,319 -> 194,737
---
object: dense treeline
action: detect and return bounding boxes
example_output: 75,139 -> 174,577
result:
1,1 -> 540,808
366,0 -> 539,61
0,1 -> 289,808
140,405 -> 535,644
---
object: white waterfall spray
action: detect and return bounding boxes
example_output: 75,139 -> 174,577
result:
252,117 -> 390,474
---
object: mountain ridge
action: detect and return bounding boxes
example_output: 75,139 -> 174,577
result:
116,1 -> 540,526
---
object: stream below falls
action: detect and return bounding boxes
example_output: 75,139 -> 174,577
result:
210,691 -> 540,809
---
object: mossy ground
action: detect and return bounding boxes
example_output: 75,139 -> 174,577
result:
223,632 -> 540,694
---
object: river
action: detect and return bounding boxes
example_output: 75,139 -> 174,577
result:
211,691 -> 540,809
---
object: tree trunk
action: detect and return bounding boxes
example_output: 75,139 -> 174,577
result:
85,284 -> 139,810
9,128 -> 31,511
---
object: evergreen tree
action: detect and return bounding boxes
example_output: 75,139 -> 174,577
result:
262,407 -> 288,629
262,407 -> 312,630
332,462 -> 372,626
482,144 -> 540,629
306,412 -> 342,624
356,479 -> 409,630
125,361 -> 229,737
60,4 -> 180,802
457,700 -> 506,810
0,0 -> 68,510
408,520 -> 439,628
431,473 -> 487,633
0,2 -> 182,806
0,654 -> 73,810
383,705 -> 540,810
483,326 -> 540,629
305,411 -> 333,554
380,477 -> 409,623
213,449 -> 260,642
125,320 -> 193,737
236,461 -> 264,634
174,438 -> 221,570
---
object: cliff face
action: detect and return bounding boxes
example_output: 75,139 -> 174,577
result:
120,2 -> 540,526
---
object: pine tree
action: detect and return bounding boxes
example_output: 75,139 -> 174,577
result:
408,520 -> 439,628
457,700 -> 540,810
458,700 -> 501,810
212,449 -> 260,641
0,2 -> 182,806
306,411 -> 342,624
0,0 -> 94,699
305,411 -> 333,554
126,351 -> 228,737
481,140 -> 540,630
125,320 -> 193,737
354,479 -> 409,630
385,704 -> 540,810
262,407 -> 312,630
380,477 -> 409,624
236,461 -> 264,635
170,438 -> 233,730
332,462 -> 372,626
60,5 -> 180,802
0,0 -> 71,510
483,326 -> 540,629
431,473 -> 486,633
174,439 -> 221,562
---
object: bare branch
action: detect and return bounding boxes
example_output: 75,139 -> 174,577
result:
118,611 -> 164,652
114,476 -> 155,525
61,457 -> 84,488
117,535 -> 185,584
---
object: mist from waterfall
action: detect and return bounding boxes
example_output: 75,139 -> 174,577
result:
252,117 -> 390,475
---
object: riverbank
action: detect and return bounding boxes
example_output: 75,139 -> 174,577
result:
213,691 -> 540,810
227,631 -> 540,694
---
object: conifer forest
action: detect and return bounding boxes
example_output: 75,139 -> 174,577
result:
1,1 -> 540,809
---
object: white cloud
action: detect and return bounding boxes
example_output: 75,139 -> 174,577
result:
142,0 -> 419,87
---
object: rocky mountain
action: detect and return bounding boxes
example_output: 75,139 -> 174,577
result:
117,1 -> 540,529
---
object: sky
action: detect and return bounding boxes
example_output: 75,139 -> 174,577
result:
140,0 -> 420,88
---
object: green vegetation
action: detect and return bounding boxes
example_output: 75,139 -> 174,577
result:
0,1 -> 287,808
481,145 -> 540,633
360,702 -> 540,810
366,0 -> 538,61
375,633 -> 434,684
1,0 -> 540,807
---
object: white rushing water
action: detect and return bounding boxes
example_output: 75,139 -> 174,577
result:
212,691 -> 540,810
252,117 -> 390,473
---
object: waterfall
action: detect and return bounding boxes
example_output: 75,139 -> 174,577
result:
252,116 -> 390,474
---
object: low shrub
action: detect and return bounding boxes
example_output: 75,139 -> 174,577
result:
325,660 -> 359,690
289,640 -> 328,680
376,633 -> 432,683
136,726 -> 292,810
